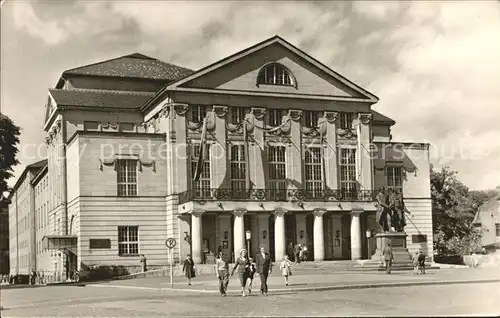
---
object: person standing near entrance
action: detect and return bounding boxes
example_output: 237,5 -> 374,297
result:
382,243 -> 394,274
140,254 -> 147,272
256,245 -> 272,295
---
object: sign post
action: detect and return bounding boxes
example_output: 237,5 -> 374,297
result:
165,238 -> 176,289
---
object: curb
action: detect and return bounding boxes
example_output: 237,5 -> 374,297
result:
88,278 -> 500,294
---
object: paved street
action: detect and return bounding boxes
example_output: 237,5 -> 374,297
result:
2,268 -> 499,317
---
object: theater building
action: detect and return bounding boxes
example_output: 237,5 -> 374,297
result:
8,36 -> 433,281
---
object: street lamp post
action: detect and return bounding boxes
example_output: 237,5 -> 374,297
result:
245,230 -> 252,258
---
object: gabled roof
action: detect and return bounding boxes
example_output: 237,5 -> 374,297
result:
142,35 -> 379,111
8,159 -> 48,199
61,53 -> 194,81
49,89 -> 155,109
372,110 -> 396,126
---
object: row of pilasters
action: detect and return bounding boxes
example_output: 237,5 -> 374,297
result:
189,209 -> 364,264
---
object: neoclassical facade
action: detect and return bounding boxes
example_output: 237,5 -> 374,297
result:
8,36 -> 433,281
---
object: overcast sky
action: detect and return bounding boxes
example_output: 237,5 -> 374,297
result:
1,0 -> 499,191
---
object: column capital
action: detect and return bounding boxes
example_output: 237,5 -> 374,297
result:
173,103 -> 189,116
312,208 -> 327,217
190,209 -> 205,217
288,109 -> 303,121
233,208 -> 247,217
251,107 -> 266,120
324,111 -> 338,124
358,113 -> 373,125
273,208 -> 287,217
213,105 -> 228,118
351,209 -> 363,216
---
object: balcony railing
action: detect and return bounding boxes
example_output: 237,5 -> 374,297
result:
177,188 -> 375,205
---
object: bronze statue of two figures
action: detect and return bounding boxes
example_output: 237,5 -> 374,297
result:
375,188 -> 406,233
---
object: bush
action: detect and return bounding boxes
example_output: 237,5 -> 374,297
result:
434,255 -> 465,265
79,265 -> 130,282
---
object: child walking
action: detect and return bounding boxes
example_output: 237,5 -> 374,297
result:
247,257 -> 256,294
280,255 -> 292,286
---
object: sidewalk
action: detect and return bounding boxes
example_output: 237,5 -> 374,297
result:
89,267 -> 500,294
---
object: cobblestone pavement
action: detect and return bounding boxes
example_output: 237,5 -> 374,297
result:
90,267 -> 500,292
2,281 -> 499,317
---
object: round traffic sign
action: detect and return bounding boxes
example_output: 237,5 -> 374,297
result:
165,237 -> 176,249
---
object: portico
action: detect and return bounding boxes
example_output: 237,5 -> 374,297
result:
183,201 -> 378,264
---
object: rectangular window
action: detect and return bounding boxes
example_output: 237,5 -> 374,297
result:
340,148 -> 357,197
496,224 -> 500,237
339,112 -> 354,130
305,147 -> 323,198
190,105 -> 207,123
117,160 -> 138,197
83,121 -> 99,131
231,107 -> 248,124
191,144 -> 211,198
412,234 -> 427,243
304,111 -> 321,128
119,123 -> 135,132
268,109 -> 283,127
117,226 -> 139,256
89,239 -> 112,249
268,146 -> 287,200
230,145 -> 246,198
386,166 -> 403,192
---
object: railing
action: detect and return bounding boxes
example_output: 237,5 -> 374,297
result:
177,188 -> 376,205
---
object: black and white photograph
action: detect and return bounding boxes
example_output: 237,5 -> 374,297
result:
0,0 -> 499,317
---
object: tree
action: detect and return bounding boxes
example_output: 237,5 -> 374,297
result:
431,166 -> 483,256
0,113 -> 21,198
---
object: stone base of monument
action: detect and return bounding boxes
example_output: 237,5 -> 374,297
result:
373,232 -> 414,269
354,232 -> 414,271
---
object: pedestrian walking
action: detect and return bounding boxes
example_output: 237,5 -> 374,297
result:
256,245 -> 273,295
231,249 -> 251,297
382,243 -> 393,274
418,251 -> 426,274
247,257 -> 256,294
182,254 -> 195,286
413,251 -> 419,275
280,255 -> 292,286
215,252 -> 229,297
140,254 -> 148,272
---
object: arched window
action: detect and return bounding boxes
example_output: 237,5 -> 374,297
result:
257,63 -> 295,86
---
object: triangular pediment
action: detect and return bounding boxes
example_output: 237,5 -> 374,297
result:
167,36 -> 378,102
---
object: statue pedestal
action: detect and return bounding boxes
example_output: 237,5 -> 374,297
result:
371,232 -> 413,267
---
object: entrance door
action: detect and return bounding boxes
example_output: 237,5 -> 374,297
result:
306,214 -> 314,261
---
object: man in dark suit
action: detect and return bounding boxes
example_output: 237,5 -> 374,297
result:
255,245 -> 272,295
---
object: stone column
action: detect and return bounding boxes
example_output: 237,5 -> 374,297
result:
250,108 -> 266,188
323,112 -> 338,189
288,110 -> 302,190
233,209 -> 247,258
172,104 -> 189,194
350,210 -> 363,260
313,209 -> 326,262
212,105 -> 228,188
274,208 -> 287,262
357,113 -> 373,192
191,210 -> 204,264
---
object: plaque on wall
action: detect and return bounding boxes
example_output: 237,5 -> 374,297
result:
223,240 -> 228,249
89,239 -> 111,249
334,239 -> 340,247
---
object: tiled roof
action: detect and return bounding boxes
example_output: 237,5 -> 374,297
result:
49,89 -> 155,109
372,110 -> 396,125
63,53 -> 195,81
